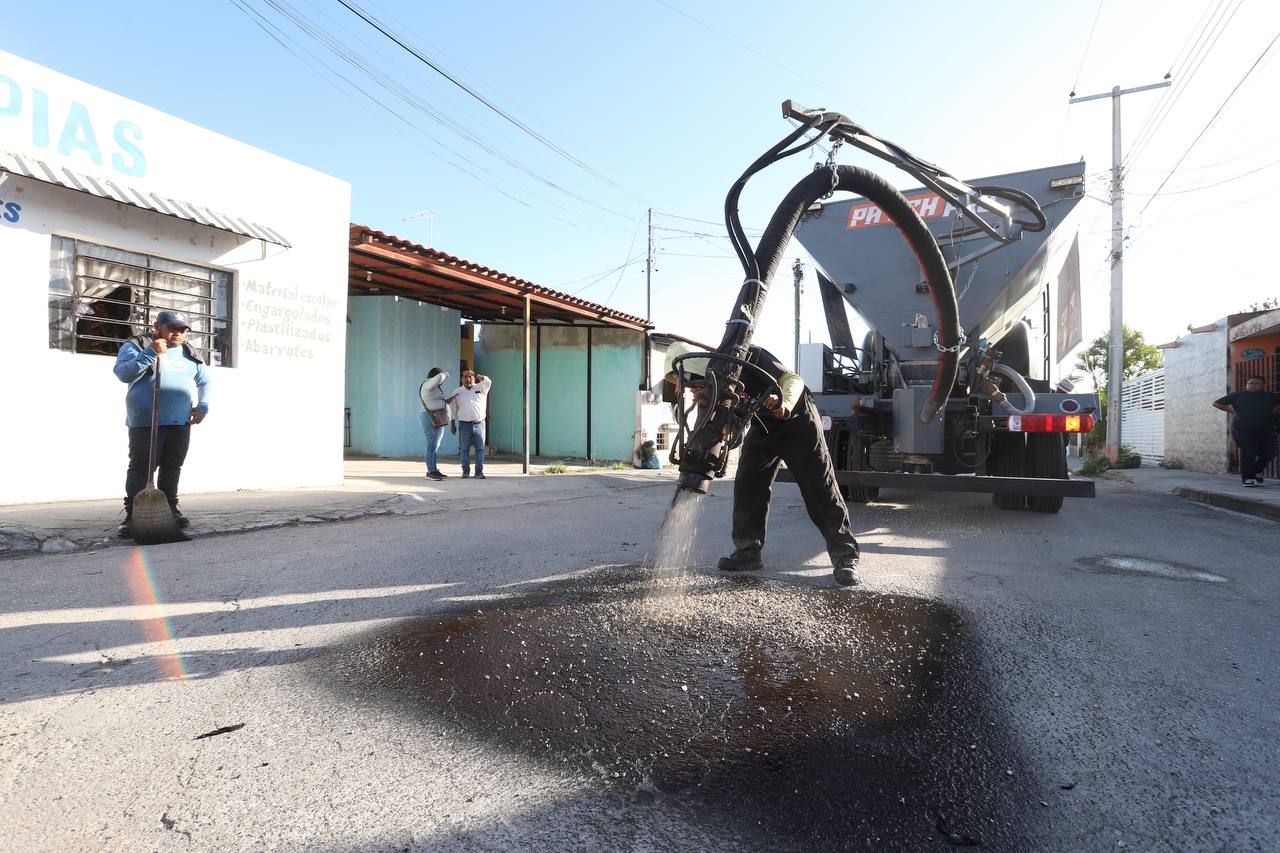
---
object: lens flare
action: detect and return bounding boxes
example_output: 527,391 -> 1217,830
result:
120,547 -> 188,681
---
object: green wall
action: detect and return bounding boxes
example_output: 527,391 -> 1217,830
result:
344,295 -> 462,459
475,324 -> 643,461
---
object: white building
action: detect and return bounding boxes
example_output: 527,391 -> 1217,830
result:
0,50 -> 351,504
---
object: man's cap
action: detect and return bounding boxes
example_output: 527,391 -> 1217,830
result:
663,341 -> 710,383
155,310 -> 190,329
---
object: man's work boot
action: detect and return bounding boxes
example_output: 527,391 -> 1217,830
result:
169,505 -> 190,529
118,517 -> 133,539
717,552 -> 763,572
833,557 -> 860,586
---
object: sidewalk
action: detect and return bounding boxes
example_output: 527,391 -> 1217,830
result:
0,454 -> 679,559
1090,462 -> 1280,523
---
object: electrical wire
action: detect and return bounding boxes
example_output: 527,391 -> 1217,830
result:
601,216 -> 646,303
1140,28 -> 1280,217
248,0 -> 642,233
1127,157 -> 1280,197
1124,0 -> 1242,173
649,0 -> 923,147
228,0 -> 624,234
1123,0 -> 1224,160
337,0 -> 644,204
1053,0 -> 1104,158
1070,0 -> 1107,96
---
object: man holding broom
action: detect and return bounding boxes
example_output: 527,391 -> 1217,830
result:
113,310 -> 212,539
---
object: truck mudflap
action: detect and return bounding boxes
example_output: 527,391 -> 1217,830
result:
776,469 -> 1095,498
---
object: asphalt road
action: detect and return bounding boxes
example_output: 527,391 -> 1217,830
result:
0,477 -> 1275,851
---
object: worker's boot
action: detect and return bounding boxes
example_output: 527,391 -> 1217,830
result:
168,501 -> 190,529
717,551 -> 763,572
833,557 -> 860,586
119,499 -> 133,539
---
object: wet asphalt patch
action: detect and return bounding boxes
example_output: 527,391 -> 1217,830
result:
1076,555 -> 1231,583
323,566 -> 1035,850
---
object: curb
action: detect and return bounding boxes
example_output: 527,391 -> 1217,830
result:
1172,487 -> 1280,523
0,476 -> 674,561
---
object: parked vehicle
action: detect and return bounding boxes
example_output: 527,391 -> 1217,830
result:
670,101 -> 1097,512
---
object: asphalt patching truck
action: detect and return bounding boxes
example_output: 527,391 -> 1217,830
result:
669,101 -> 1097,512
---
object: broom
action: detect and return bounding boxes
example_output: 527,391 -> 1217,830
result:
131,351 -> 190,545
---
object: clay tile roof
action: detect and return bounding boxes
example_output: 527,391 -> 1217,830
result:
349,224 -> 651,331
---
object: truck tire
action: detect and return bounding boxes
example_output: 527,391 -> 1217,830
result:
1026,433 -> 1067,513
988,432 -> 1027,510
834,428 -> 879,504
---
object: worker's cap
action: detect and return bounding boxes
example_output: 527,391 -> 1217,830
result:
663,341 -> 710,383
154,310 -> 190,330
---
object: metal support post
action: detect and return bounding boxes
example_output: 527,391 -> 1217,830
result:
522,293 -> 531,474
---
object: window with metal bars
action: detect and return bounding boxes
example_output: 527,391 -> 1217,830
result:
48,236 -> 234,366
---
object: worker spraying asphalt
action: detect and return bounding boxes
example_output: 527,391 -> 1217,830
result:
664,341 -> 860,585
658,100 -> 975,585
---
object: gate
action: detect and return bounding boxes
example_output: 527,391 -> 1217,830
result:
1121,369 -> 1164,464
1231,354 -> 1279,479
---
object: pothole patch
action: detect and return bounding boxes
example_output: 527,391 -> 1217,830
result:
322,564 -> 1032,850
1077,555 -> 1230,583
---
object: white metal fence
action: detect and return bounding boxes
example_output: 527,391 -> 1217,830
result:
1121,369 -> 1165,464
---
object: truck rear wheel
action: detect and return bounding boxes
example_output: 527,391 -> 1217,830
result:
1026,433 -> 1067,513
988,432 -> 1027,510
836,429 -> 879,504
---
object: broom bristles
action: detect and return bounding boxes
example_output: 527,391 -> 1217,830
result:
131,486 -> 188,544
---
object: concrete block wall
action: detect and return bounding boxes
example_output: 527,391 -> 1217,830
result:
1161,322 -> 1232,474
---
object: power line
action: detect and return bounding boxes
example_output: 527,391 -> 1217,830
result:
228,0 -> 600,230
602,217 -> 647,304
1070,0 -> 1107,95
1055,0 -> 1107,156
241,0 -> 641,235
566,257 -> 647,295
1140,29 -> 1280,217
1123,133 -> 1280,174
1126,157 -> 1280,197
270,0 -> 637,223
336,0 -> 644,204
649,0 -> 922,145
1124,0 -> 1241,172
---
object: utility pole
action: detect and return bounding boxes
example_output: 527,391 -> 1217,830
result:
645,208 -> 653,321
1069,77 -> 1169,462
792,257 -> 804,369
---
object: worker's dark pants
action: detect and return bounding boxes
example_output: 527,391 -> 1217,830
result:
124,425 -> 191,514
1233,427 -> 1276,481
730,398 -> 859,565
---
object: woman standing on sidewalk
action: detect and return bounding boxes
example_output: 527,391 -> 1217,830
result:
419,367 -> 451,481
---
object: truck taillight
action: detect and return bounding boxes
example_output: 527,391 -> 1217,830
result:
1008,414 -> 1095,433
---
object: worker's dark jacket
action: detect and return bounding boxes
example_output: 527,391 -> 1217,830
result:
731,346 -> 859,564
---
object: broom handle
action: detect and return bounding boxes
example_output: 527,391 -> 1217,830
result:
147,352 -> 161,487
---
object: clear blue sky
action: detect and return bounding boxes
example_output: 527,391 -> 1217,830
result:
6,1 -> 1278,376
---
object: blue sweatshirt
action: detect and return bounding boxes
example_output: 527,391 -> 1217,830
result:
114,341 -> 212,428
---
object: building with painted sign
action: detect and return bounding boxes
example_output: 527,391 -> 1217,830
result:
0,50 -> 351,504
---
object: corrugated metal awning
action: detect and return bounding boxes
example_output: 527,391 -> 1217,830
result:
0,151 -> 291,247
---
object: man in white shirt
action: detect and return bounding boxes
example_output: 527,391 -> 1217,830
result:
448,370 -> 492,479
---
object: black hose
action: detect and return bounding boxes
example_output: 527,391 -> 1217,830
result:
723,116 -> 830,278
714,165 -> 961,422
972,184 -> 1047,232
